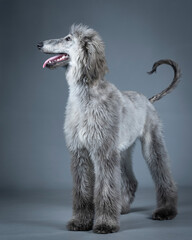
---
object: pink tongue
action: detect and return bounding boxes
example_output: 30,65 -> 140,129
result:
43,54 -> 64,68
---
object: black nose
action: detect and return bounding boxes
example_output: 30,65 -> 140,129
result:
37,42 -> 43,50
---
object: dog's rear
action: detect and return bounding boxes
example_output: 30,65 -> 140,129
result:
37,24 -> 179,233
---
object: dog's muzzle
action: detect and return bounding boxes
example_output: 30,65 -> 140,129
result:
37,42 -> 44,50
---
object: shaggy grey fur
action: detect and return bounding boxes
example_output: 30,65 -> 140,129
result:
37,24 -> 180,234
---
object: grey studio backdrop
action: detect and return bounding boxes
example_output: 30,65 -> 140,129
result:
0,0 -> 192,191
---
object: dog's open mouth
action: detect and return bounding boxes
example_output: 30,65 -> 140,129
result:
43,53 -> 69,68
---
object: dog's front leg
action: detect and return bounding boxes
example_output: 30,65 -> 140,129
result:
92,149 -> 121,234
67,148 -> 94,231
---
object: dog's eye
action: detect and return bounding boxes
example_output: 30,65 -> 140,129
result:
65,36 -> 71,41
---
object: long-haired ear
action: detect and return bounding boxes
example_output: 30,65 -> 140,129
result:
83,33 -> 108,83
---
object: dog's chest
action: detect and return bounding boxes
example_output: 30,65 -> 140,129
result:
64,101 -> 105,149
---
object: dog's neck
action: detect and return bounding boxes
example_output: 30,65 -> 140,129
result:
66,63 -> 91,106
66,63 -> 105,106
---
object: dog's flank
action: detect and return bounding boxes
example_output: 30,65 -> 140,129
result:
37,24 -> 179,234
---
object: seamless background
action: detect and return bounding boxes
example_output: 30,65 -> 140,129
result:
0,0 -> 192,190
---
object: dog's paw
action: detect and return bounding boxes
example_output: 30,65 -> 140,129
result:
152,207 -> 177,220
121,205 -> 130,215
93,223 -> 120,234
67,219 -> 93,231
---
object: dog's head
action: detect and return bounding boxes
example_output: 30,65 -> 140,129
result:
37,24 -> 108,81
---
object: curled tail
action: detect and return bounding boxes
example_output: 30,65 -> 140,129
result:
148,59 -> 181,103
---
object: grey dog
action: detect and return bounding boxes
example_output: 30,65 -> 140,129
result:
37,24 -> 180,234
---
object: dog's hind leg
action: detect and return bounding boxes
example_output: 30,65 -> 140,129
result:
141,121 -> 177,220
67,148 -> 95,231
120,145 -> 138,214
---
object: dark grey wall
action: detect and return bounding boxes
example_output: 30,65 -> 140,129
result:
0,0 -> 192,189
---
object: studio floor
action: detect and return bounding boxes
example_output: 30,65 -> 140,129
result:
0,187 -> 191,240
